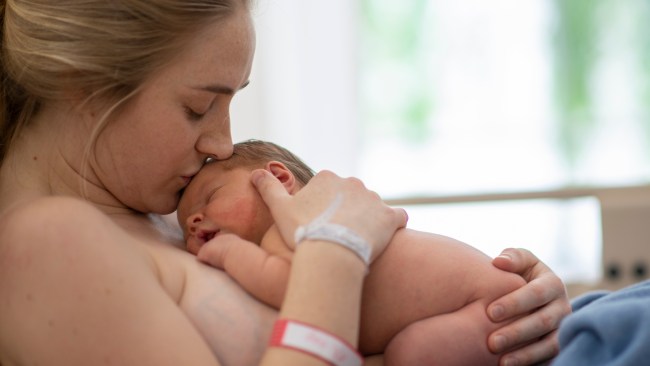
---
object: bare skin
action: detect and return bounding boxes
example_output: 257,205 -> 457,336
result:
177,156 -> 572,366
0,7 -> 405,362
177,160 -> 564,365
0,3 -> 569,366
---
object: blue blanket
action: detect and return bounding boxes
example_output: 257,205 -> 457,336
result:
552,279 -> 650,366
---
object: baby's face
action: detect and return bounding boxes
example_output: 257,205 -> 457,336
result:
177,163 -> 275,255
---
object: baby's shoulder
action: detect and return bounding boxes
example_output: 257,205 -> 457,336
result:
260,223 -> 294,259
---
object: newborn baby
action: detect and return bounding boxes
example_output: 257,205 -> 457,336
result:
176,139 -> 526,365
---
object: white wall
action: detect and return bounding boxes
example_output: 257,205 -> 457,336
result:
231,0 -> 360,177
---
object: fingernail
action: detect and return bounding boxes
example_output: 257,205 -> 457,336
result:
497,253 -> 512,261
493,335 -> 507,352
490,304 -> 505,320
502,356 -> 519,366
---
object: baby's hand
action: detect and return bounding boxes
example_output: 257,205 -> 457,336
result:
197,232 -> 292,309
195,233 -> 243,269
251,169 -> 407,263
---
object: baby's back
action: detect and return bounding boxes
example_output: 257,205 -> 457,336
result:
359,228 -> 525,363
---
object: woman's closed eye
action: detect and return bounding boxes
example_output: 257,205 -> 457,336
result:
184,106 -> 206,121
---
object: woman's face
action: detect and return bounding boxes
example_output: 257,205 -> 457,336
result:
94,7 -> 255,214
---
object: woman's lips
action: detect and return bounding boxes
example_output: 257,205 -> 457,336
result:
181,167 -> 201,186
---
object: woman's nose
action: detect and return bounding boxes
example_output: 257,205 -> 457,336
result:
196,115 -> 234,160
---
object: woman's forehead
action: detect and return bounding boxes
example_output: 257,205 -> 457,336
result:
163,8 -> 255,92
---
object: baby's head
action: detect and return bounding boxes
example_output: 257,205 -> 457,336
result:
177,139 -> 315,254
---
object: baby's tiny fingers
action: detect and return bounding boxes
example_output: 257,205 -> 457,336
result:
196,234 -> 240,269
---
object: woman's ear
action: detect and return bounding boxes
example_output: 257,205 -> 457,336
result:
265,161 -> 299,194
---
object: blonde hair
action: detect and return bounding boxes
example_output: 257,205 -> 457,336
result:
221,139 -> 315,186
0,0 -> 247,163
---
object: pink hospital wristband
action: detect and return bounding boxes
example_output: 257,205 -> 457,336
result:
269,319 -> 363,366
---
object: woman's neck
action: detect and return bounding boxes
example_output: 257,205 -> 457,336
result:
0,101 -> 132,216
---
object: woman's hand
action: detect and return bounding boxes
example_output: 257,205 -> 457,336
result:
251,169 -> 408,262
487,248 -> 572,366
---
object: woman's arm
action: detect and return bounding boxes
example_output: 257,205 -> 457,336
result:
487,248 -> 572,366
248,169 -> 408,366
198,237 -> 389,366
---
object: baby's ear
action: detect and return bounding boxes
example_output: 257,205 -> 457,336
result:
265,161 -> 298,194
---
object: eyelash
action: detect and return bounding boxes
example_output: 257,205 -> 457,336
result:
184,106 -> 205,121
207,190 -> 219,204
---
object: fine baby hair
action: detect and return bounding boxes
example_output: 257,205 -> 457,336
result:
219,139 -> 315,186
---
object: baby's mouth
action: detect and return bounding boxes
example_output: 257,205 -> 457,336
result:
198,229 -> 218,243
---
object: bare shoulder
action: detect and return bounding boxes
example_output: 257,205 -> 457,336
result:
0,196 -> 156,285
259,224 -> 293,260
0,196 -> 138,272
0,197 -> 219,365
1,195 -> 105,228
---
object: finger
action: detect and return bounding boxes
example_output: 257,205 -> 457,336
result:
492,248 -> 540,275
250,169 -> 291,215
196,234 -> 240,269
498,331 -> 560,366
488,299 -> 569,353
488,273 -> 567,322
392,207 -> 409,230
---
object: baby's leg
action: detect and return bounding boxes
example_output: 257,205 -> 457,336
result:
384,301 -> 502,366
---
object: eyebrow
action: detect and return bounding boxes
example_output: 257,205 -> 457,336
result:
197,80 -> 250,95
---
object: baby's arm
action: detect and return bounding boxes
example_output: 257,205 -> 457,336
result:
197,228 -> 291,308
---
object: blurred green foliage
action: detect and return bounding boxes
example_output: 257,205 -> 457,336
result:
553,0 -> 650,167
360,0 -> 432,141
551,0 -> 597,167
361,0 -> 650,162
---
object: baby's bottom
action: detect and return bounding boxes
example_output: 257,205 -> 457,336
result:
384,300 -> 503,366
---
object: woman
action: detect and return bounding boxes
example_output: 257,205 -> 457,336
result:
0,1 -> 569,365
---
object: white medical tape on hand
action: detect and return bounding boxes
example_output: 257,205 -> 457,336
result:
293,193 -> 371,267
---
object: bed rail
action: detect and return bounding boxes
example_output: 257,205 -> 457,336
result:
385,185 -> 650,292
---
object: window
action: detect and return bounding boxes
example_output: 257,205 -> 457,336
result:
359,0 -> 650,195
233,0 -> 650,288
356,0 -> 650,285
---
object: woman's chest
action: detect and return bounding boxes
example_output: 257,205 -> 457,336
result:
147,243 -> 278,365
